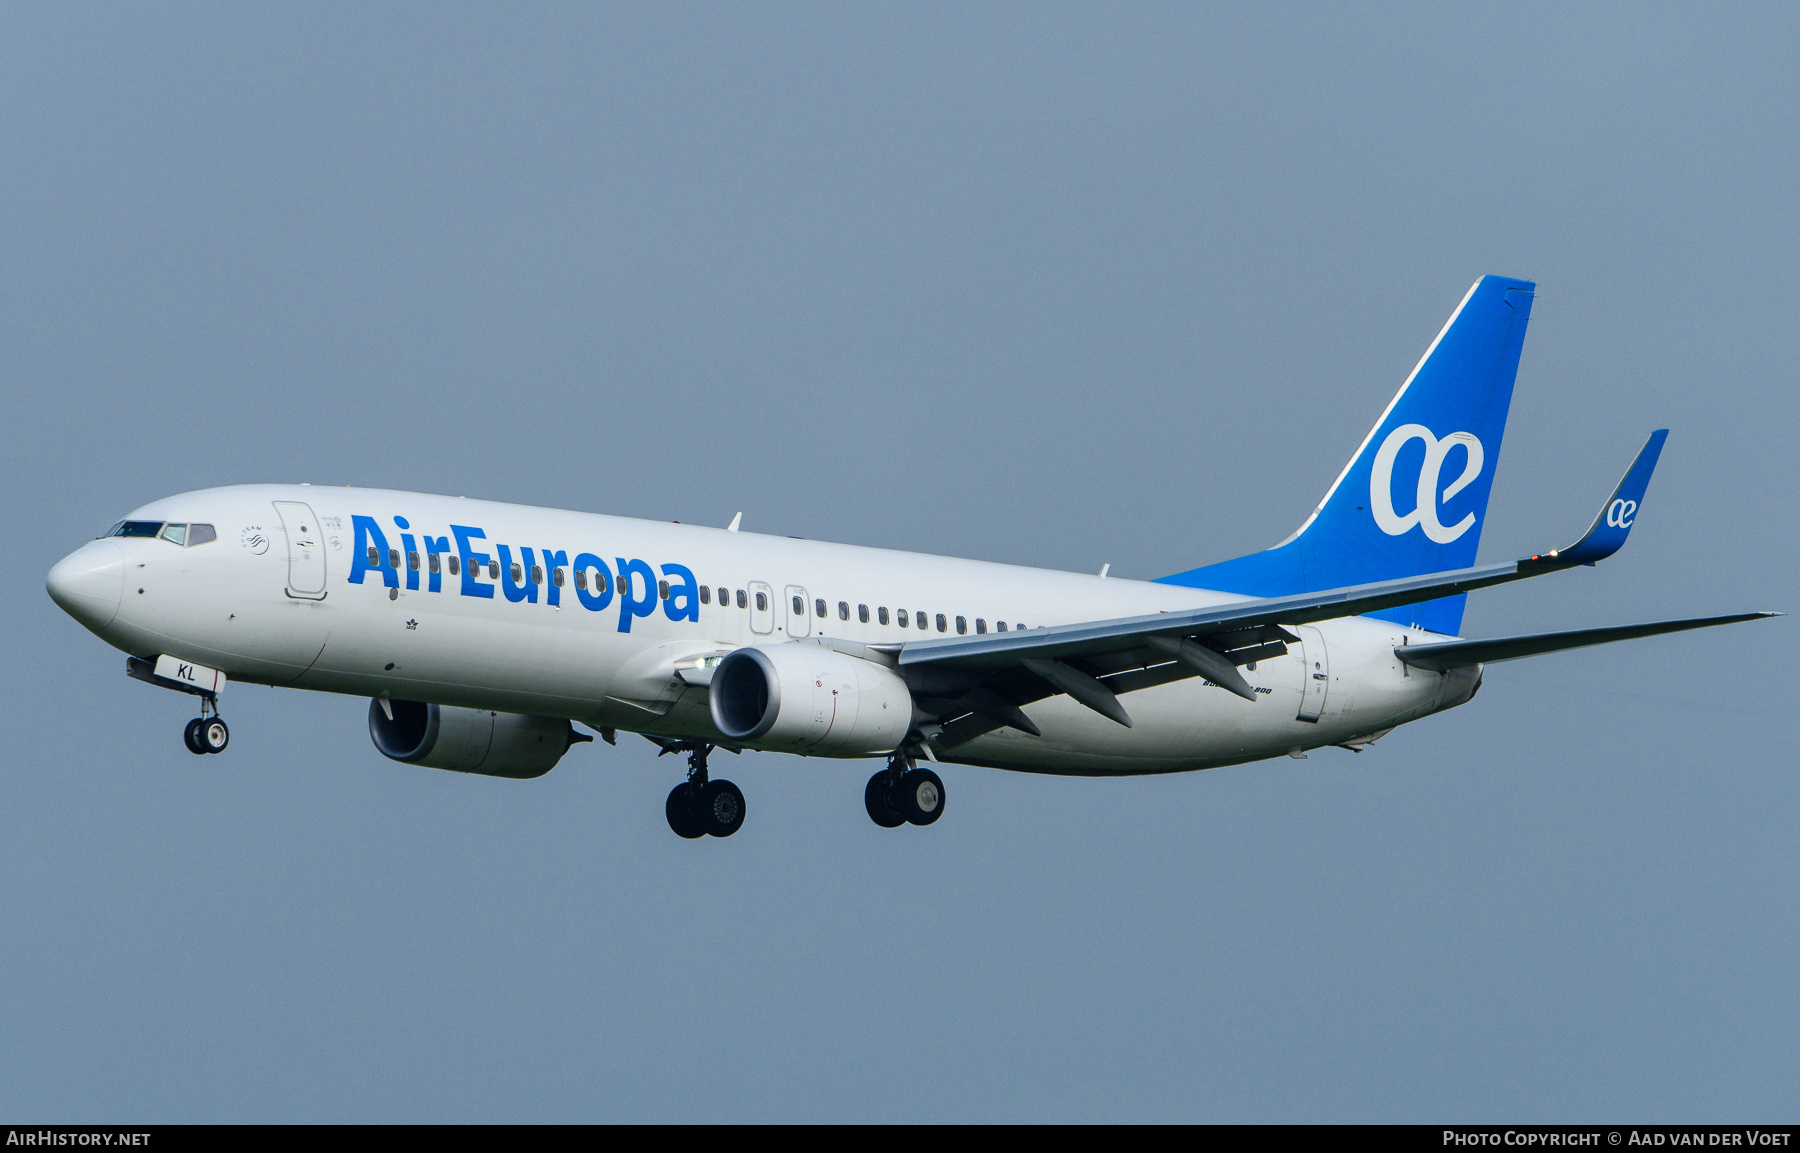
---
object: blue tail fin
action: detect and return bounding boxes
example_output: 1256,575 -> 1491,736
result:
1158,275 -> 1536,635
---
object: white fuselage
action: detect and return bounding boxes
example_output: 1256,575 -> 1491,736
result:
52,485 -> 1479,774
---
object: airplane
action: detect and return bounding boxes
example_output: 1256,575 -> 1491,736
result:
45,275 -> 1777,839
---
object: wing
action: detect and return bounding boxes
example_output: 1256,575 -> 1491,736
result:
895,432 -> 1768,749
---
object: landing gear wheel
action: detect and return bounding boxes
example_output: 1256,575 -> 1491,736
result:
700,779 -> 745,838
183,718 -> 208,755
898,768 -> 944,826
864,770 -> 906,828
198,717 -> 229,753
666,782 -> 706,839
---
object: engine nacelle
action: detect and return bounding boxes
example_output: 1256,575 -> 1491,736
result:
368,699 -> 582,779
710,643 -> 911,756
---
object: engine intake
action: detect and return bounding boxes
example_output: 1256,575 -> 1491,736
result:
710,643 -> 910,756
368,699 -> 583,778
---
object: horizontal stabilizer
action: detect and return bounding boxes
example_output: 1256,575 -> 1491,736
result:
1395,612 -> 1780,671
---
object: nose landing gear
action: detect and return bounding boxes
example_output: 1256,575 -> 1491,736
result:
126,656 -> 231,756
659,742 -> 745,839
865,751 -> 945,828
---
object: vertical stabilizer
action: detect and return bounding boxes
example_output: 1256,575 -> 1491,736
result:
1158,275 -> 1535,635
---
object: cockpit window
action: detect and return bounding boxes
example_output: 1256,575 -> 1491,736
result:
108,520 -> 215,545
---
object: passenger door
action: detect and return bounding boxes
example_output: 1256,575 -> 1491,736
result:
272,501 -> 327,599
747,581 -> 775,635
785,585 -> 810,637
1296,625 -> 1329,722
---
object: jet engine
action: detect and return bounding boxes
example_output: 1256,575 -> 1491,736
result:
368,699 -> 587,778
709,643 -> 911,756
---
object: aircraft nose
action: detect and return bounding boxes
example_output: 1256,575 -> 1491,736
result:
47,540 -> 125,631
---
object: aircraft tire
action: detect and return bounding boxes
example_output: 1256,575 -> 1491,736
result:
701,779 -> 745,838
666,783 -> 707,839
864,771 -> 905,828
898,768 -> 944,826
199,718 -> 229,753
184,718 -> 208,755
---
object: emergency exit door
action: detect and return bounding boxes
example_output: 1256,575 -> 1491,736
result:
785,586 -> 811,637
747,581 -> 775,634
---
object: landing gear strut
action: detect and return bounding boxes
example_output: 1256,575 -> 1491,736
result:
182,695 -> 228,755
865,750 -> 944,828
662,742 -> 745,839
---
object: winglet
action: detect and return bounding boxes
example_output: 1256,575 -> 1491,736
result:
1531,429 -> 1669,567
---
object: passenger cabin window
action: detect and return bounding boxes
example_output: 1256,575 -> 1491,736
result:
409,551 -> 421,571
575,569 -> 588,591
551,567 -> 564,587
936,613 -> 947,632
114,521 -> 163,538
815,598 -> 826,618
700,585 -> 710,604
367,546 -> 381,565
755,591 -> 767,611
510,563 -> 523,583
186,524 -> 216,546
449,556 -> 460,576
390,549 -> 401,569
159,524 -> 187,546
956,616 -> 967,634
792,595 -> 804,615
428,554 -> 441,574
858,604 -> 869,623
996,621 -> 1007,632
838,601 -> 849,620
658,580 -> 670,600
975,618 -> 986,634
736,589 -> 747,609
488,562 -> 499,580
897,609 -> 909,628
878,607 -> 889,625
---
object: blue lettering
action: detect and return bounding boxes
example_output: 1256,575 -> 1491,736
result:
540,549 -> 568,607
615,557 -> 657,633
421,535 -> 448,593
497,544 -> 538,604
452,525 -> 494,598
349,516 -> 397,588
573,553 -> 613,612
661,563 -> 699,623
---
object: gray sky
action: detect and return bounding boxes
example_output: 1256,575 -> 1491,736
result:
3,4 -> 1794,1121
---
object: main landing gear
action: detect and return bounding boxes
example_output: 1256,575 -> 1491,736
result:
182,697 -> 229,755
865,752 -> 944,829
662,743 -> 745,840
